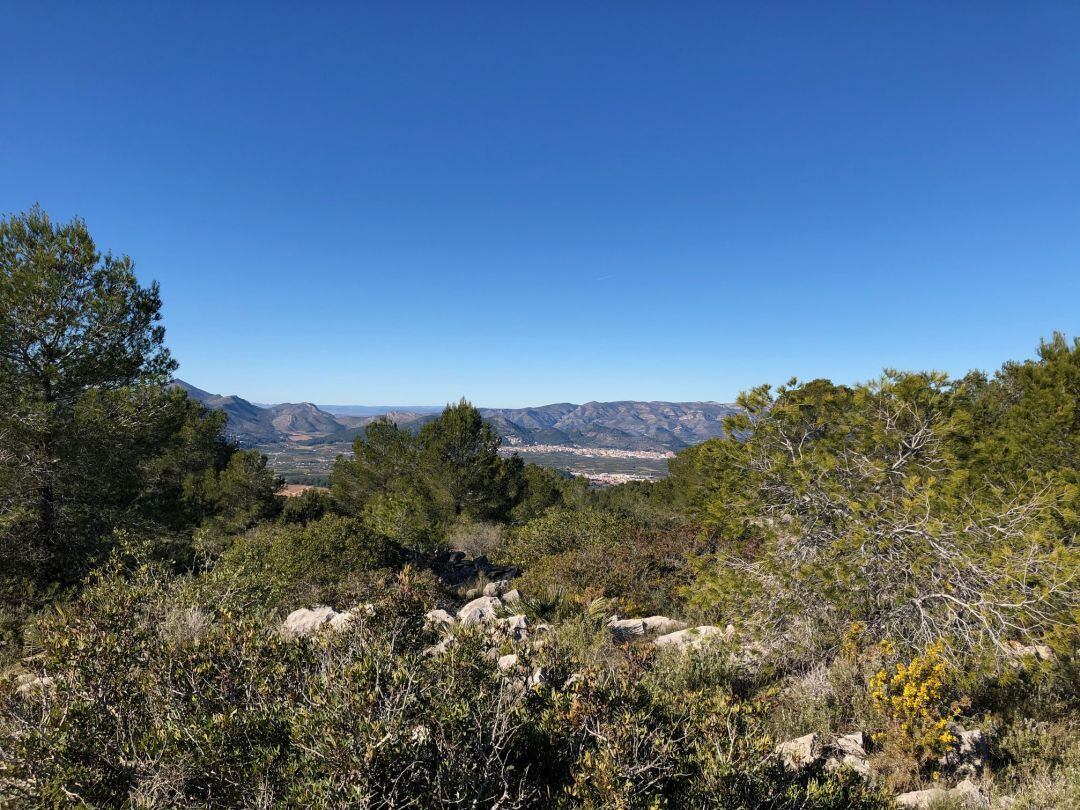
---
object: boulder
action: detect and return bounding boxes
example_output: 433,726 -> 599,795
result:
1004,640 -> 1054,662
835,731 -> 866,757
641,616 -> 688,635
653,625 -> 729,650
457,596 -> 502,625
483,580 -> 510,597
501,589 -> 522,605
941,727 -> 987,777
526,667 -> 544,689
896,779 -> 988,809
424,609 -> 455,629
498,653 -> 519,672
281,606 -> 352,639
825,753 -> 870,777
424,637 -> 453,657
609,615 -> 689,640
496,614 -> 529,641
608,617 -> 647,639
775,732 -> 822,771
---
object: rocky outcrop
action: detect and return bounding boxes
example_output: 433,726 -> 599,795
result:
424,608 -> 455,629
941,727 -> 987,778
608,615 -> 688,640
776,733 -> 822,771
895,778 -> 988,808
457,596 -> 503,626
653,624 -> 730,650
280,606 -> 354,639
1004,640 -> 1054,662
825,731 -> 870,776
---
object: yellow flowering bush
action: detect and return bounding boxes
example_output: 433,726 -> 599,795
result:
869,641 -> 959,783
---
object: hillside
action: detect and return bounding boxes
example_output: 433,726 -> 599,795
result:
170,380 -> 736,452
482,400 -> 740,451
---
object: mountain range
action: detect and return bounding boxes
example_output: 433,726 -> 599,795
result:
170,380 -> 737,452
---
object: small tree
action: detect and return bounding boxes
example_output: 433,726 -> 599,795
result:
419,398 -> 522,521
0,207 -> 176,581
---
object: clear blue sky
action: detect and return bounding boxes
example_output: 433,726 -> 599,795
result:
4,3 -> 1078,407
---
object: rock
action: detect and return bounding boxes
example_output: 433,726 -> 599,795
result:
608,617 -> 647,639
424,609 -> 455,629
775,732 -> 822,771
609,615 -> 689,640
953,779 -> 989,808
825,753 -> 870,777
896,779 -> 988,809
941,727 -> 987,777
501,589 -> 521,605
498,653 -> 518,672
483,580 -> 510,597
836,731 -> 867,758
496,614 -> 529,641
328,610 -> 354,630
457,596 -> 502,625
653,625 -> 729,650
895,787 -> 951,808
641,616 -> 688,635
281,606 -> 352,639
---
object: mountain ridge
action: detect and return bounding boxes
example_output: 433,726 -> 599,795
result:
169,380 -> 737,452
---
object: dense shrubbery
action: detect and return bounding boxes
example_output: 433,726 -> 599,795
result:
511,518 -> 706,617
1,559 -> 890,808
2,210 -> 1077,806
203,515 -> 404,613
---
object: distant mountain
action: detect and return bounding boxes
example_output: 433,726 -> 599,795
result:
319,404 -> 446,416
268,402 -> 348,438
170,380 -> 281,442
170,380 -> 737,451
170,380 -> 436,445
479,401 -> 739,451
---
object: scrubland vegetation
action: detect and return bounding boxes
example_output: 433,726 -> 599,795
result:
2,208 -> 1078,807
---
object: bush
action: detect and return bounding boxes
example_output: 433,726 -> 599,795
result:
207,514 -> 402,612
501,510 -> 631,570
278,487 -> 330,525
869,641 -> 962,788
515,524 -> 703,617
1,560 -> 894,809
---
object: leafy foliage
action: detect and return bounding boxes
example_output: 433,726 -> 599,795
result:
331,399 -> 526,548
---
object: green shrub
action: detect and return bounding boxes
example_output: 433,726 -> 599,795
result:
501,509 -> 631,570
207,514 -> 402,611
515,524 -> 702,617
278,487 -> 330,525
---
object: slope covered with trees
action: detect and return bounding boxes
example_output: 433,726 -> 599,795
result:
1,210 -> 1077,808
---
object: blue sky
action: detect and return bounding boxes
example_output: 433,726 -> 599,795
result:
4,3 -> 1078,407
